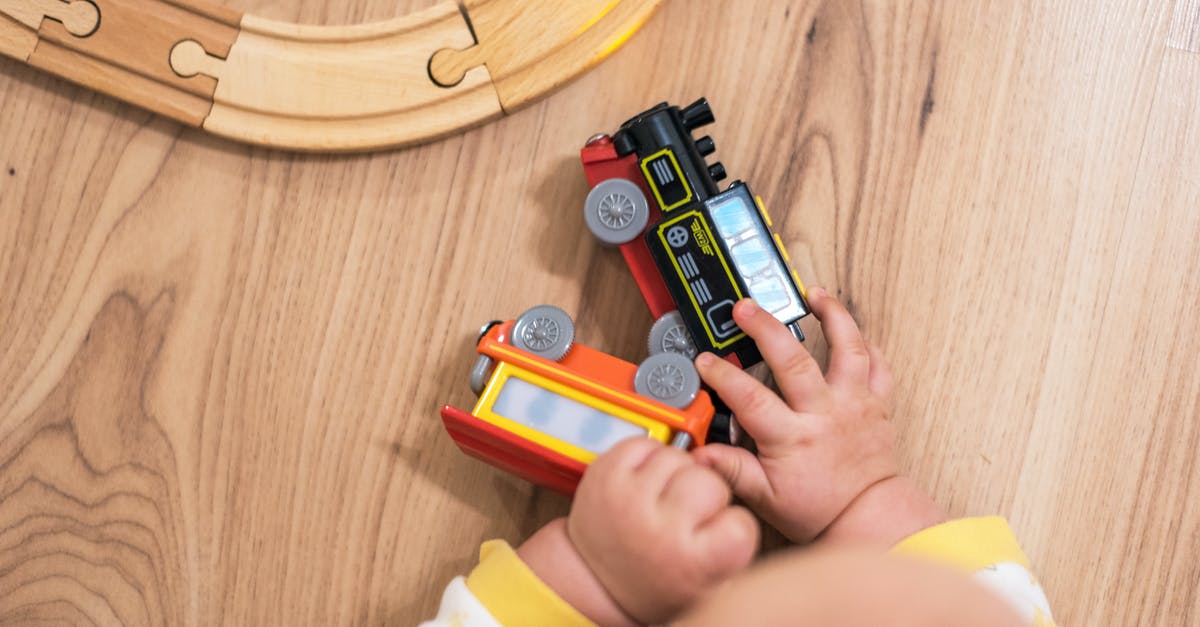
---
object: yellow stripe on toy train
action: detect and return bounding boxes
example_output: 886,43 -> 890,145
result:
757,194 -> 808,301
473,361 -> 672,463
755,195 -> 774,227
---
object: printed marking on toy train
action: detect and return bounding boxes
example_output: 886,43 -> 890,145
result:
690,220 -> 715,255
690,279 -> 713,304
706,300 -> 738,338
678,253 -> 700,279
652,159 -> 676,183
640,148 -> 692,212
655,210 -> 746,348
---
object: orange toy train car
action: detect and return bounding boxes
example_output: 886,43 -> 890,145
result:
440,305 -> 715,495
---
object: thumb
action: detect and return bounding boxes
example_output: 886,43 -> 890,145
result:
696,505 -> 760,580
691,444 -> 772,509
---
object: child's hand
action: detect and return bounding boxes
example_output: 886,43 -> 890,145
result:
567,437 -> 759,625
692,289 -> 945,546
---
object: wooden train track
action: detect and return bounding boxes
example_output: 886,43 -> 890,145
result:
0,0 -> 662,151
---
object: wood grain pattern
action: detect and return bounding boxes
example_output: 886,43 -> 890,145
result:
193,2 -> 502,152
0,10 -> 36,61
0,0 -> 663,151
18,0 -> 240,125
34,0 -> 239,97
1169,0 -> 1200,51
1,0 -> 1198,625
430,0 -> 664,110
0,0 -> 98,34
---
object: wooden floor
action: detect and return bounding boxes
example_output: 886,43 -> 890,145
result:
2,0 -> 1198,624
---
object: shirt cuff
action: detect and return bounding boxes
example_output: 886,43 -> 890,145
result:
465,540 -> 596,627
890,516 -> 1030,571
419,577 -> 502,627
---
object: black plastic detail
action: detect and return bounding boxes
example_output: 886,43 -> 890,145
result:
681,98 -> 715,130
612,131 -> 637,157
615,99 -> 720,201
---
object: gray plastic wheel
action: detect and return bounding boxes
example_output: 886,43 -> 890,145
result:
584,178 -> 650,245
511,305 -> 575,361
648,310 -> 698,359
469,354 -> 495,395
634,352 -> 700,409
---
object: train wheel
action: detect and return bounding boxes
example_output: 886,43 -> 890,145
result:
469,354 -> 495,395
648,310 -> 698,358
511,305 -> 575,361
584,178 -> 650,245
634,352 -> 700,409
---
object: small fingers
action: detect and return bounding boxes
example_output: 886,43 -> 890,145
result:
694,505 -> 760,579
695,352 -> 791,444
589,436 -> 661,477
632,442 -> 695,495
867,343 -> 894,400
808,288 -> 871,391
661,464 -> 732,520
690,444 -> 772,509
575,437 -> 658,513
731,299 -> 828,410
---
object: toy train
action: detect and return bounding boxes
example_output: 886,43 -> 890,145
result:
440,100 -> 811,493
581,99 -> 810,368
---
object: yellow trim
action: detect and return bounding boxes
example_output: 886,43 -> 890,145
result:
753,194 -> 807,302
655,210 -> 746,349
485,342 -> 688,427
473,361 -> 670,463
792,270 -> 808,300
773,234 -> 792,263
891,517 -> 1031,573
640,148 -> 693,212
467,540 -> 596,627
755,195 -> 773,227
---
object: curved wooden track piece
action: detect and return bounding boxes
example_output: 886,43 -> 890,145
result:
0,0 -> 663,152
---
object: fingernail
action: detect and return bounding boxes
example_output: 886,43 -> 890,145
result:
695,353 -> 716,368
810,287 -> 827,300
737,299 -> 759,317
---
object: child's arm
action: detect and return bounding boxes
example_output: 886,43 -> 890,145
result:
422,438 -> 759,627
692,289 -> 1055,625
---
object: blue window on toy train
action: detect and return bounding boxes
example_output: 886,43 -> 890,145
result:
706,188 -> 807,323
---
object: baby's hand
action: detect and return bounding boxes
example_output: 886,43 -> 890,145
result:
567,438 -> 759,625
692,289 -> 944,546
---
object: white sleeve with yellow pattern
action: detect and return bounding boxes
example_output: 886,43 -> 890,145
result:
419,540 -> 596,627
891,516 -> 1056,626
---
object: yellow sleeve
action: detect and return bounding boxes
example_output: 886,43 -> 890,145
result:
891,516 -> 1030,570
464,540 -> 597,627
891,517 -> 1055,627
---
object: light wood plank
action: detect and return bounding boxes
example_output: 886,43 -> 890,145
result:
1,0 -> 1197,624
0,11 -> 36,61
1169,0 -> 1200,51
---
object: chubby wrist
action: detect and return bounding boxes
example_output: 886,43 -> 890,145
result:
516,518 -> 638,627
816,476 -> 947,549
